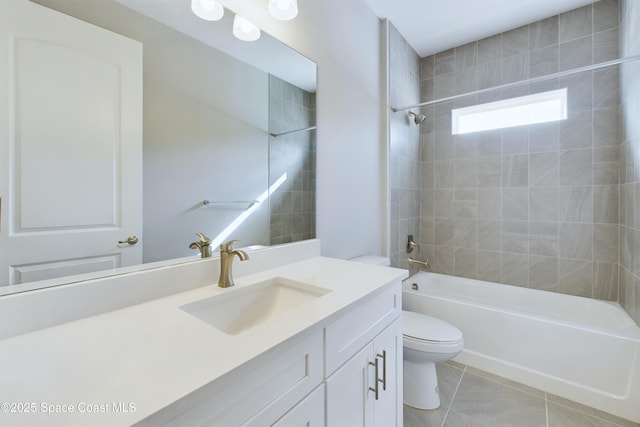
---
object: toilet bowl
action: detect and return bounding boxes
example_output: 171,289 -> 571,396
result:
348,256 -> 464,410
403,310 -> 464,410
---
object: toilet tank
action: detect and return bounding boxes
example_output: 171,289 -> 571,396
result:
350,255 -> 391,267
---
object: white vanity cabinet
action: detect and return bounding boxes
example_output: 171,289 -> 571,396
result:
161,330 -> 325,427
160,283 -> 403,427
325,285 -> 403,427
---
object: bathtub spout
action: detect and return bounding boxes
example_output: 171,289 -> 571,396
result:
408,257 -> 430,271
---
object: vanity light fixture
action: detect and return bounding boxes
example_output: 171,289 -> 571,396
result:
268,0 -> 298,20
233,15 -> 261,41
190,0 -> 224,21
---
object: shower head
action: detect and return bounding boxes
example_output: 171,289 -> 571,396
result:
408,111 -> 426,125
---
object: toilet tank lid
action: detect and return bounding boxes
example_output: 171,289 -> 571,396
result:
403,310 -> 463,343
350,255 -> 391,266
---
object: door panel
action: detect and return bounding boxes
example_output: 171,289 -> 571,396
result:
16,38 -> 120,229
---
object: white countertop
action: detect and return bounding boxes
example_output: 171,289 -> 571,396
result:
0,256 -> 406,426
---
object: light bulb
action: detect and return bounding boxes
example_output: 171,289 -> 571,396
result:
233,15 -> 261,42
268,0 -> 298,20
191,0 -> 224,21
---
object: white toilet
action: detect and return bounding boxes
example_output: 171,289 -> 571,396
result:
349,255 -> 464,409
403,310 -> 464,409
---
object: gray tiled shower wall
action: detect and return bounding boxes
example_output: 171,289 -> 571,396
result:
268,76 -> 316,245
620,0 -> 640,324
390,1 -> 635,308
389,24 -> 422,268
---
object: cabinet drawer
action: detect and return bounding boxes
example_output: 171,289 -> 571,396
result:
325,283 -> 401,375
244,384 -> 325,427
162,330 -> 323,426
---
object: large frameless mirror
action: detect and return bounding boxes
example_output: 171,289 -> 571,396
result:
0,0 -> 317,295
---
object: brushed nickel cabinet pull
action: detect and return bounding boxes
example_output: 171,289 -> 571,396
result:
368,359 -> 379,400
377,351 -> 387,391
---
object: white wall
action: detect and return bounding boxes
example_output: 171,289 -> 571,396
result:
219,0 -> 385,259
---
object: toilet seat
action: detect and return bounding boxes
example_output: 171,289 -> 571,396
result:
402,311 -> 463,352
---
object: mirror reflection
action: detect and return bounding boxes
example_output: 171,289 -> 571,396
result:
0,0 -> 316,292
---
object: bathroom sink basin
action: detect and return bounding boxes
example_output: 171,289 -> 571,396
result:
181,277 -> 332,335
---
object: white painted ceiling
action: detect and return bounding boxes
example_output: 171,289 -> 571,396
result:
363,0 -> 600,57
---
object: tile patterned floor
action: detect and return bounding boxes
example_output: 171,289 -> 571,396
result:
404,362 -> 640,427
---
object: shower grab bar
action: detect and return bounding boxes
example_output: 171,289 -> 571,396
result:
202,200 -> 258,210
270,126 -> 317,137
392,54 -> 640,112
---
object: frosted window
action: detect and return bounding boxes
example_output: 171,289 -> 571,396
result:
451,88 -> 568,135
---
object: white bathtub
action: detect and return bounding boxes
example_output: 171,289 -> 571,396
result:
402,272 -> 640,423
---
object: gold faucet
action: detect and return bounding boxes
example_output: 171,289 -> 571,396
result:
406,234 -> 420,253
189,233 -> 213,258
218,239 -> 249,288
408,257 -> 430,271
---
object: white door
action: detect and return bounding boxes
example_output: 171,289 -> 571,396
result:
0,0 -> 143,285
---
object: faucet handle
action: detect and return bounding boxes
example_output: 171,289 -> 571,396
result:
195,232 -> 211,245
220,239 -> 240,252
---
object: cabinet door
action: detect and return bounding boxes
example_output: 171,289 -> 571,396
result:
325,342 -> 375,427
271,385 -> 324,427
373,318 -> 403,427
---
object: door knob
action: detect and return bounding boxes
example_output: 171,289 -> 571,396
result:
118,235 -> 139,245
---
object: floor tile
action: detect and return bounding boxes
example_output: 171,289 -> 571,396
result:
403,363 -> 640,427
443,409 -> 491,427
548,402 -> 621,427
547,395 -> 640,427
435,362 -> 464,408
464,366 -> 545,398
404,404 -> 447,427
448,369 -> 547,427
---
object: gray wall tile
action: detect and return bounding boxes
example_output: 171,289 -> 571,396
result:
435,49 -> 455,75
594,28 -> 620,63
477,188 -> 501,219
594,223 -> 619,263
390,2 -> 623,305
529,221 -> 559,256
559,5 -> 593,42
529,152 -> 559,186
530,187 -> 559,222
559,149 -> 593,185
559,36 -> 593,71
454,218 -> 477,249
559,186 -> 593,222
455,43 -> 478,71
593,185 -> 619,223
477,250 -> 501,282
478,34 -> 502,64
594,66 -> 621,109
502,221 -> 529,253
530,255 -> 559,291
502,252 -> 530,286
559,258 -> 593,297
560,111 -> 593,150
478,220 -> 502,250
502,26 -> 530,57
529,45 -> 559,77
594,0 -> 620,32
502,155 -> 529,186
455,247 -> 477,278
530,16 -> 559,50
559,223 -> 593,260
